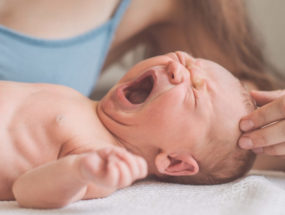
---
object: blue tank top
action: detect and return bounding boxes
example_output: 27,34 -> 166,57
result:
0,0 -> 130,96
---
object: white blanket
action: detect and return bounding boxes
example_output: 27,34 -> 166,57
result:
1,170 -> 285,215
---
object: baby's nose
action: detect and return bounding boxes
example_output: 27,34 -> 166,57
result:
167,61 -> 184,85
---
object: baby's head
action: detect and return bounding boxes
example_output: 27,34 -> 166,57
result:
98,51 -> 256,185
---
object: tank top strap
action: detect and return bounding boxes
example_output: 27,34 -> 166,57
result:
0,0 -> 132,96
111,0 -> 131,27
96,0 -> 131,74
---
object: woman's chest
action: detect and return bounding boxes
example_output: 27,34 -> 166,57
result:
0,0 -> 119,39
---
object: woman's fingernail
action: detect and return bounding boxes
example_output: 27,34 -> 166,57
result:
252,148 -> 263,154
239,137 -> 253,149
240,120 -> 254,131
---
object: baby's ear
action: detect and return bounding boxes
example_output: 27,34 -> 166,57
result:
155,152 -> 199,176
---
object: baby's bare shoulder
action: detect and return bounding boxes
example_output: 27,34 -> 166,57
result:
0,81 -> 97,149
31,84 -> 99,146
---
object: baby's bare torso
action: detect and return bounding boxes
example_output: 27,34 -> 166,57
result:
0,82 -> 108,199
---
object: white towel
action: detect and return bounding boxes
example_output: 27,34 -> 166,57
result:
0,171 -> 284,215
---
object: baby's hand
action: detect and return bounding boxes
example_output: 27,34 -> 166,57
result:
78,147 -> 148,189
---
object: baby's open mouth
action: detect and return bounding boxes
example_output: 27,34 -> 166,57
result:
123,74 -> 154,104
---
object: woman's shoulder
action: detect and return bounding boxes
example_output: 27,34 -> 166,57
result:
111,0 -> 181,47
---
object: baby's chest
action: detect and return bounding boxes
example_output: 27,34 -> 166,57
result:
0,120 -> 61,164
0,125 -> 61,188
0,107 -> 64,175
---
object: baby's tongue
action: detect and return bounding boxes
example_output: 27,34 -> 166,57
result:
124,75 -> 154,104
126,89 -> 150,104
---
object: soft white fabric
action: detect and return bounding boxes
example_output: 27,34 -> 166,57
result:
0,170 -> 284,215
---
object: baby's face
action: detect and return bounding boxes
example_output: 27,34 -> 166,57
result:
98,52 -> 248,157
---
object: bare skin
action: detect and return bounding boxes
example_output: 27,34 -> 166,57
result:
0,0 -> 284,205
0,0 -> 177,43
0,82 -> 147,208
239,90 -> 285,168
0,51 -> 251,209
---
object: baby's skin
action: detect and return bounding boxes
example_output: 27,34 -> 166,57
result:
0,82 -> 147,208
0,51 -> 248,209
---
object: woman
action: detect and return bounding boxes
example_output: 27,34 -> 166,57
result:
0,0 -> 284,168
239,90 -> 285,170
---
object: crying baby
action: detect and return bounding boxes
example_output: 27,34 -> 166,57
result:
0,51 -> 256,208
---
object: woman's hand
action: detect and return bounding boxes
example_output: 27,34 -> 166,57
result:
239,90 -> 285,158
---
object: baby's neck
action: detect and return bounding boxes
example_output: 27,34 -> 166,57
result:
94,101 -> 158,175
89,102 -> 125,149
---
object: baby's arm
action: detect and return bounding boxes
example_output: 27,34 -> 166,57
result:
12,147 -> 147,209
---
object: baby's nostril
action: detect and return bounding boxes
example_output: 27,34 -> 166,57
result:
171,74 -> 175,79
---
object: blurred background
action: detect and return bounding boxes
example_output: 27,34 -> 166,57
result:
92,0 -> 285,99
248,0 -> 285,71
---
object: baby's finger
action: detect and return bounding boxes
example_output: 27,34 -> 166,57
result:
251,90 -> 285,106
104,155 -> 120,187
134,156 -> 148,179
109,148 -> 141,179
114,158 -> 133,188
240,95 -> 285,132
260,142 -> 285,157
97,147 -> 113,160
239,120 -> 285,149
79,153 -> 105,182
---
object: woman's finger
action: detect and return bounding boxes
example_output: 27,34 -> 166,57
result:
239,120 -> 285,149
257,142 -> 285,157
251,90 -> 285,106
240,95 -> 285,132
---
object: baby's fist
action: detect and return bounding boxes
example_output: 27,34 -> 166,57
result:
79,147 -> 148,189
